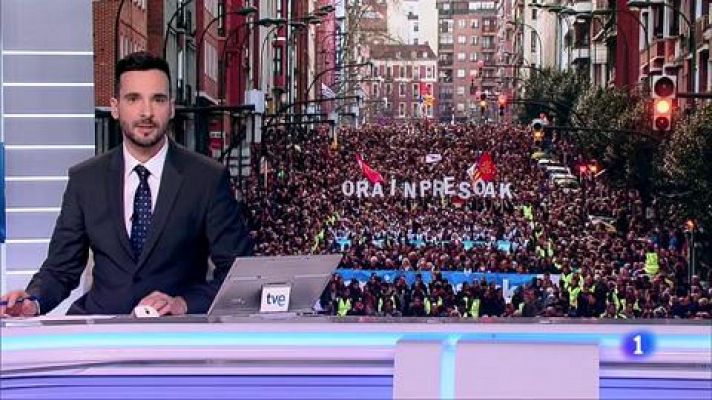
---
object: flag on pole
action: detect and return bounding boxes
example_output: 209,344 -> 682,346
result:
321,83 -> 336,99
467,151 -> 497,183
478,151 -> 497,182
356,154 -> 385,184
467,159 -> 481,183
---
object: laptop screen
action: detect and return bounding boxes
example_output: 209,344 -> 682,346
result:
208,254 -> 342,316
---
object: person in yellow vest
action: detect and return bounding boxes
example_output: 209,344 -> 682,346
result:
336,296 -> 351,317
644,246 -> 659,276
467,296 -> 481,319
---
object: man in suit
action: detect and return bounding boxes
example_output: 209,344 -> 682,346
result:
0,52 -> 252,317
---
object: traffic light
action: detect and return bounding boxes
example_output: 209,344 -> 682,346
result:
651,74 -> 676,132
532,119 -> 544,143
497,94 -> 506,116
653,99 -> 672,131
479,92 -> 487,102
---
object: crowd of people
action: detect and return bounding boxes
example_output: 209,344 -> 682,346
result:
243,121 -> 710,319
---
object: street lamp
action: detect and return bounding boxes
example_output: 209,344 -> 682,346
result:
506,20 -> 543,67
218,17 -> 280,102
162,0 -> 196,60
627,0 -> 696,94
196,7 -> 258,101
113,0 -> 129,65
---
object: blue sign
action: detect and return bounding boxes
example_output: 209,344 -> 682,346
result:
0,142 -> 5,243
336,269 -> 557,300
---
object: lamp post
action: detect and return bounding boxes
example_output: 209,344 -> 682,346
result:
220,18 -> 285,100
532,4 -> 651,82
305,61 -> 373,103
195,7 -> 258,101
162,0 -> 196,59
627,0 -> 696,94
113,0 -> 129,65
506,20 -> 543,67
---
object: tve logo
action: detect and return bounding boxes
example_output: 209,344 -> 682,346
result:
260,284 -> 291,313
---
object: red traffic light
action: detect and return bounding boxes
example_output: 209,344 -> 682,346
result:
498,94 -> 507,106
654,116 -> 671,131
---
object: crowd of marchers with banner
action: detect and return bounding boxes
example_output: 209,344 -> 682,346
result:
243,85 -> 711,319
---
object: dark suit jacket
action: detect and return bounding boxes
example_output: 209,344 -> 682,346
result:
25,141 -> 253,315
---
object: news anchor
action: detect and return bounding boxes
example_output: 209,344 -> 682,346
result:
0,52 -> 252,317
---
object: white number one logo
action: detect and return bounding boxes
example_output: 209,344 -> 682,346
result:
633,335 -> 644,355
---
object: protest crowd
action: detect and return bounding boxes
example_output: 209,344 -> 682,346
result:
244,121 -> 710,319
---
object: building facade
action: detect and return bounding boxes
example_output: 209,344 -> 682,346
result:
368,44 -> 438,120
437,0 -> 499,121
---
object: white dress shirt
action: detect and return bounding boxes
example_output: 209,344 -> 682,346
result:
123,140 -> 168,237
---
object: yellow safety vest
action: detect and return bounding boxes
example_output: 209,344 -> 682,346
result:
337,298 -> 351,317
469,298 -> 481,319
645,252 -> 659,276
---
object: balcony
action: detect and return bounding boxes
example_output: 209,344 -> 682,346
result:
481,27 -> 497,36
592,0 -> 609,12
663,37 -> 682,68
695,16 -> 711,49
571,47 -> 590,63
571,0 -> 593,14
640,39 -> 666,71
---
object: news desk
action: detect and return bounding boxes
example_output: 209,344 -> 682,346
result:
2,316 -> 710,399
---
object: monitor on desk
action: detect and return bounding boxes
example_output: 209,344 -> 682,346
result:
208,254 -> 342,316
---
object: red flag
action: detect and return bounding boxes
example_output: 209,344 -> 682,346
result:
478,151 -> 497,182
356,154 -> 385,184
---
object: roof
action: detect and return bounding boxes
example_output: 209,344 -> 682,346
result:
369,44 -> 437,60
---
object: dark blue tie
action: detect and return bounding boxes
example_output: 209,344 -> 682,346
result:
130,165 -> 152,259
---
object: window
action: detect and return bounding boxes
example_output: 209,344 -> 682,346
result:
399,83 -> 406,97
401,66 -> 406,78
399,102 -> 406,116
457,35 -> 467,44
412,103 -> 419,116
483,19 -> 491,27
457,52 -> 466,61
458,20 -> 467,29
456,69 -> 465,78
440,34 -> 453,44
276,0 -> 282,16
414,22 -> 419,32
456,86 -> 465,96
413,38 -> 419,45
531,35 -> 537,53
413,84 -> 420,99
427,66 -> 433,78
471,19 -> 479,29
273,46 -> 282,76
470,69 -> 478,76
471,36 -> 478,45
532,9 -> 538,20
386,83 -> 392,95
456,103 -> 465,112
470,52 -> 478,61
